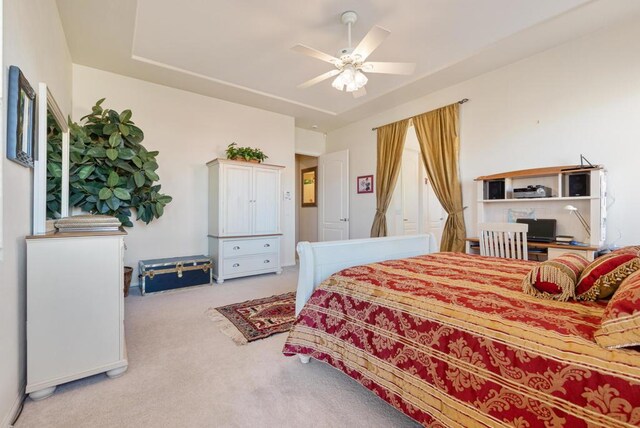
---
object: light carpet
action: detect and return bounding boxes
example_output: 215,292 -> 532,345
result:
16,267 -> 419,427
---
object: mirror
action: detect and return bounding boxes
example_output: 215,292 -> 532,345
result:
6,66 -> 36,167
33,83 -> 69,234
301,166 -> 317,207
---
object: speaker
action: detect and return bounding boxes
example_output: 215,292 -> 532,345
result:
568,173 -> 590,197
486,180 -> 505,200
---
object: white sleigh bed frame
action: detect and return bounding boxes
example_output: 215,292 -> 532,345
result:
295,234 -> 437,315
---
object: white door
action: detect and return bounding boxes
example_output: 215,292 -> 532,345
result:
222,164 -> 253,236
253,167 -> 281,235
425,178 -> 447,247
401,150 -> 420,235
318,150 -> 349,241
387,149 -> 421,236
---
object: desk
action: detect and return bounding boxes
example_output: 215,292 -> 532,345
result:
465,238 -> 599,261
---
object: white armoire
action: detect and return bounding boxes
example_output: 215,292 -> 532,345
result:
207,159 -> 284,283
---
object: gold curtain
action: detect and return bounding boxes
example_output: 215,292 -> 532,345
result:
370,119 -> 410,237
412,104 -> 466,252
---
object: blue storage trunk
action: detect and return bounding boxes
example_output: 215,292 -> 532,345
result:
139,255 -> 212,295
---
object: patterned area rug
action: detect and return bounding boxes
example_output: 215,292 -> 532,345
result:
207,292 -> 296,345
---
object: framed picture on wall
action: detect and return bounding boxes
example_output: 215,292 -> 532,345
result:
357,175 -> 374,194
6,66 -> 37,168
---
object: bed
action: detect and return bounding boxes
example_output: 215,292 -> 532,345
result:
283,236 -> 640,427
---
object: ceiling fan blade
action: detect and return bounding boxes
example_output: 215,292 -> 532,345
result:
298,69 -> 341,89
352,87 -> 367,99
352,26 -> 390,61
291,44 -> 339,64
362,61 -> 416,75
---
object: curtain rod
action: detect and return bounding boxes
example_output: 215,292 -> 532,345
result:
371,98 -> 469,131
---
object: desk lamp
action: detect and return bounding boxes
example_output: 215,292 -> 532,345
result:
564,205 -> 590,242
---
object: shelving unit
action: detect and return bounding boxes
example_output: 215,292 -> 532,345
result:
480,196 -> 595,203
474,165 -> 606,257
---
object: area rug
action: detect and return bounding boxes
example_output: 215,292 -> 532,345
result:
206,292 -> 296,345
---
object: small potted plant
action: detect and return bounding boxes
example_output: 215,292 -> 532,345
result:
225,143 -> 268,163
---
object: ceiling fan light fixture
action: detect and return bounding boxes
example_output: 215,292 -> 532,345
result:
332,65 -> 367,92
331,74 -> 345,91
293,10 -> 415,97
354,70 -> 368,87
345,80 -> 358,93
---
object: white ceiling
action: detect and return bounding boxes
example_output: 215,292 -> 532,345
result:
56,0 -> 640,132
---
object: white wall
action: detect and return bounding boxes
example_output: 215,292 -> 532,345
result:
1,1 -> 72,425
326,17 -> 640,246
295,127 -> 325,156
72,65 -> 296,279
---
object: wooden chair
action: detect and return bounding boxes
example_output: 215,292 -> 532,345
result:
478,222 -> 528,260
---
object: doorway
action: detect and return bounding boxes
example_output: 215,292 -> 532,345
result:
295,154 -> 319,247
387,128 -> 446,245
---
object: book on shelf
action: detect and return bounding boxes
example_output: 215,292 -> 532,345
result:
56,226 -> 121,233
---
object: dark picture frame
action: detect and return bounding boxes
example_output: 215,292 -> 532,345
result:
301,166 -> 317,207
7,66 -> 36,167
357,175 -> 374,194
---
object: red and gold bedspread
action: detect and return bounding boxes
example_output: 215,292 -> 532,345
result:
282,252 -> 640,427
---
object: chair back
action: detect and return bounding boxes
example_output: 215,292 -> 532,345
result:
478,222 -> 529,260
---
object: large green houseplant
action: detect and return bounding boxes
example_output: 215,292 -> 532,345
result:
68,99 -> 172,227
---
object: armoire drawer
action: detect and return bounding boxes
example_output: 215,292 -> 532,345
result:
223,254 -> 279,275
223,238 -> 279,258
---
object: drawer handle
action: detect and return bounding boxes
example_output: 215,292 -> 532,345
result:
264,244 -> 270,247
233,263 -> 240,267
233,246 -> 240,250
264,260 -> 270,264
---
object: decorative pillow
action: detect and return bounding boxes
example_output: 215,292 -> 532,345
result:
594,269 -> 640,349
576,252 -> 640,301
523,253 -> 589,301
612,246 -> 640,257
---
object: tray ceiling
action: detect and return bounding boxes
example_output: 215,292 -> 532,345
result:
56,0 -> 640,131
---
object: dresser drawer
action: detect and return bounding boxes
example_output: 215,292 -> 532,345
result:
223,254 -> 279,275
222,237 -> 279,258
547,247 -> 595,262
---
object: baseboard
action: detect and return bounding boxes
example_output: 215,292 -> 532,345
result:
1,386 -> 25,428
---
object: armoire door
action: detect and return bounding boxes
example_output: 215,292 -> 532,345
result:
253,167 -> 281,235
221,164 -> 253,236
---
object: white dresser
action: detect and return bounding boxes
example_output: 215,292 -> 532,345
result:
26,231 -> 128,400
207,159 -> 284,283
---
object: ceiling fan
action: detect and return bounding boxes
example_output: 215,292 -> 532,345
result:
292,11 -> 416,98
